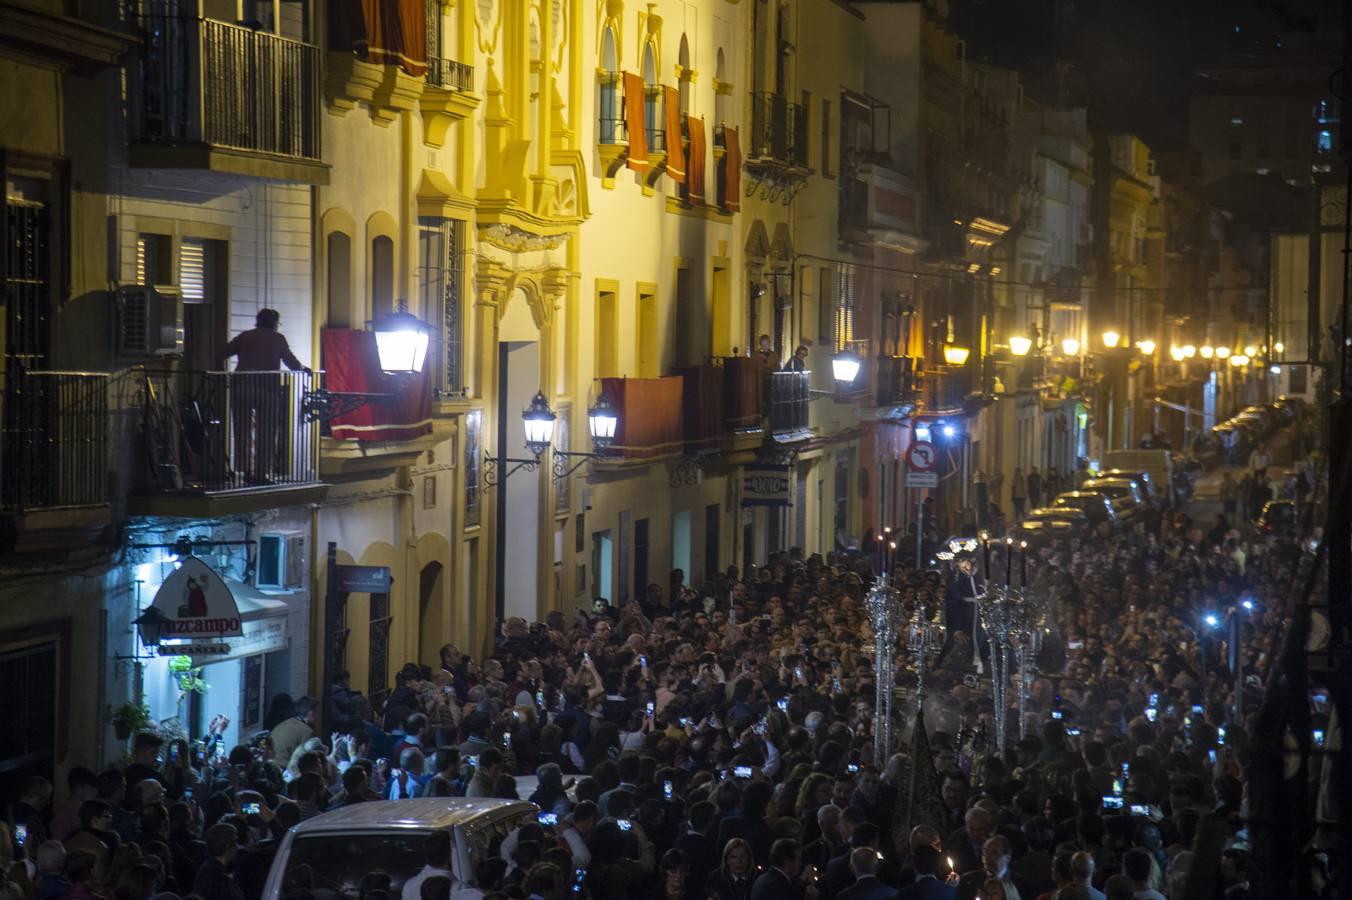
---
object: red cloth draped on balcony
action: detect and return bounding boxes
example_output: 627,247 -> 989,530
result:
685,115 -> 707,204
624,72 -> 648,172
721,126 -> 741,212
681,366 -> 724,449
322,328 -> 433,442
330,0 -> 428,77
601,376 -> 685,459
664,86 -> 685,183
721,356 -> 763,430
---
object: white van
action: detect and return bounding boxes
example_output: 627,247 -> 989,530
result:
1101,450 -> 1174,507
260,799 -> 538,900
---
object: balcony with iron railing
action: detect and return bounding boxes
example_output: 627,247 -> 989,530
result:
916,366 -> 973,413
131,368 -> 326,516
749,93 -> 809,170
875,355 -> 915,407
0,370 -> 111,549
681,357 -> 765,452
132,13 -> 327,183
840,160 -> 921,247
767,370 -> 811,439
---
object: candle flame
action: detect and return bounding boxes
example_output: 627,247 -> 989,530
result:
947,857 -> 955,871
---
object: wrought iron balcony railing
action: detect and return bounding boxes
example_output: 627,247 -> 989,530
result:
0,371 -> 109,512
137,14 -> 321,160
139,368 -> 319,493
768,370 -> 811,434
749,92 -> 808,168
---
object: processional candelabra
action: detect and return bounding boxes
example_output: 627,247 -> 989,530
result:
866,573 -> 903,763
972,536 -> 1044,756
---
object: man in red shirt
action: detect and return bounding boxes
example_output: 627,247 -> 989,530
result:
221,309 -> 308,484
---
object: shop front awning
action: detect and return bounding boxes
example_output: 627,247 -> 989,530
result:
187,580 -> 292,665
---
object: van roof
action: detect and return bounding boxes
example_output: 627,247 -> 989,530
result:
289,799 -> 536,835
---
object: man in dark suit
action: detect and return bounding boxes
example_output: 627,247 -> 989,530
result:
751,839 -> 815,900
717,781 -> 777,868
839,848 -> 895,900
826,825 -> 896,899
944,808 -> 994,878
897,847 -> 957,900
803,805 -> 843,873
676,802 -> 719,900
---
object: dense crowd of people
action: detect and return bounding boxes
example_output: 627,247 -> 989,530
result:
2,451 -> 1325,900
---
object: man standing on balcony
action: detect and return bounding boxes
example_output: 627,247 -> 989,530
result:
222,309 -> 310,485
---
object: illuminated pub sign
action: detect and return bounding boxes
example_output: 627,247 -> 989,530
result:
149,557 -> 244,639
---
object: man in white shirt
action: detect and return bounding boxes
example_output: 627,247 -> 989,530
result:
403,831 -> 483,900
1248,445 -> 1271,480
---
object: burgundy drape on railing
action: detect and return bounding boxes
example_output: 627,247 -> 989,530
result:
330,0 -> 428,77
686,116 -> 707,203
323,328 -> 433,442
624,72 -> 648,172
664,86 -> 685,183
602,375 -> 684,458
681,366 -> 724,449
722,357 -> 763,430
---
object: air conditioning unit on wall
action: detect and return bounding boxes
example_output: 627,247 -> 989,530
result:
257,532 -> 306,591
118,286 -> 183,357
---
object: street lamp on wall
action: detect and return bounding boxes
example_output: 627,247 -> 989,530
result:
132,606 -> 170,649
1061,337 -> 1080,357
1008,334 -> 1033,357
304,305 -> 436,422
943,344 -> 971,366
1102,330 -> 1120,350
831,348 -> 863,387
484,388 -> 622,487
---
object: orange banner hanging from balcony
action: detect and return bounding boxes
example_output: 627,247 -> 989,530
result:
322,328 -> 433,442
624,72 -> 648,172
664,86 -> 685,183
601,376 -> 685,459
331,0 -> 428,77
721,126 -> 741,212
686,115 -> 707,204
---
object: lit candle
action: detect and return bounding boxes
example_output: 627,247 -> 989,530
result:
1005,537 -> 1013,587
889,541 -> 897,575
1020,540 -> 1028,587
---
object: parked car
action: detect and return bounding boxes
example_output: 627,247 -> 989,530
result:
261,799 -> 537,900
1013,507 -> 1093,542
1048,492 -> 1118,531
1079,478 -> 1146,522
1254,499 -> 1298,537
1101,450 -> 1174,507
1096,468 -> 1157,506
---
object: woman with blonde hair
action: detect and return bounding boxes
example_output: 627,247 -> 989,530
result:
795,772 -> 833,844
704,838 -> 754,900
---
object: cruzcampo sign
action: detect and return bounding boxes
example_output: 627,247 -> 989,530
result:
150,557 -> 244,639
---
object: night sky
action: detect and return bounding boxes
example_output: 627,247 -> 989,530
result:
947,0 -> 1344,147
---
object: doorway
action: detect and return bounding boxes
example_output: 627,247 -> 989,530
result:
592,530 -> 613,601
671,510 -> 692,584
418,561 -> 445,666
500,339 -> 542,623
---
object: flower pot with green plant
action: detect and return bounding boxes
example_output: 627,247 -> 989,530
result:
111,701 -> 152,740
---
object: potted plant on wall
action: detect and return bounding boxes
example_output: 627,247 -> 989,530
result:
110,701 -> 152,741
167,655 -> 209,700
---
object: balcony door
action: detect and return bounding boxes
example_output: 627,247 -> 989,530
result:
499,338 -> 542,623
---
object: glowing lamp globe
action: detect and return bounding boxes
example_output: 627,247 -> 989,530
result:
522,391 -> 557,457
373,310 -> 432,374
943,344 -> 970,366
1009,335 -> 1033,357
1061,338 -> 1080,356
831,349 -> 862,386
587,392 -> 619,451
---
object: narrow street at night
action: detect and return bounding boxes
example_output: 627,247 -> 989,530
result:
0,0 -> 1348,898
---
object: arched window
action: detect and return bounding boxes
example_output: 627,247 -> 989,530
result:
642,41 -> 661,152
327,231 -> 352,327
714,48 -> 728,128
599,26 -> 621,144
678,34 -> 691,115
371,235 -> 394,318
